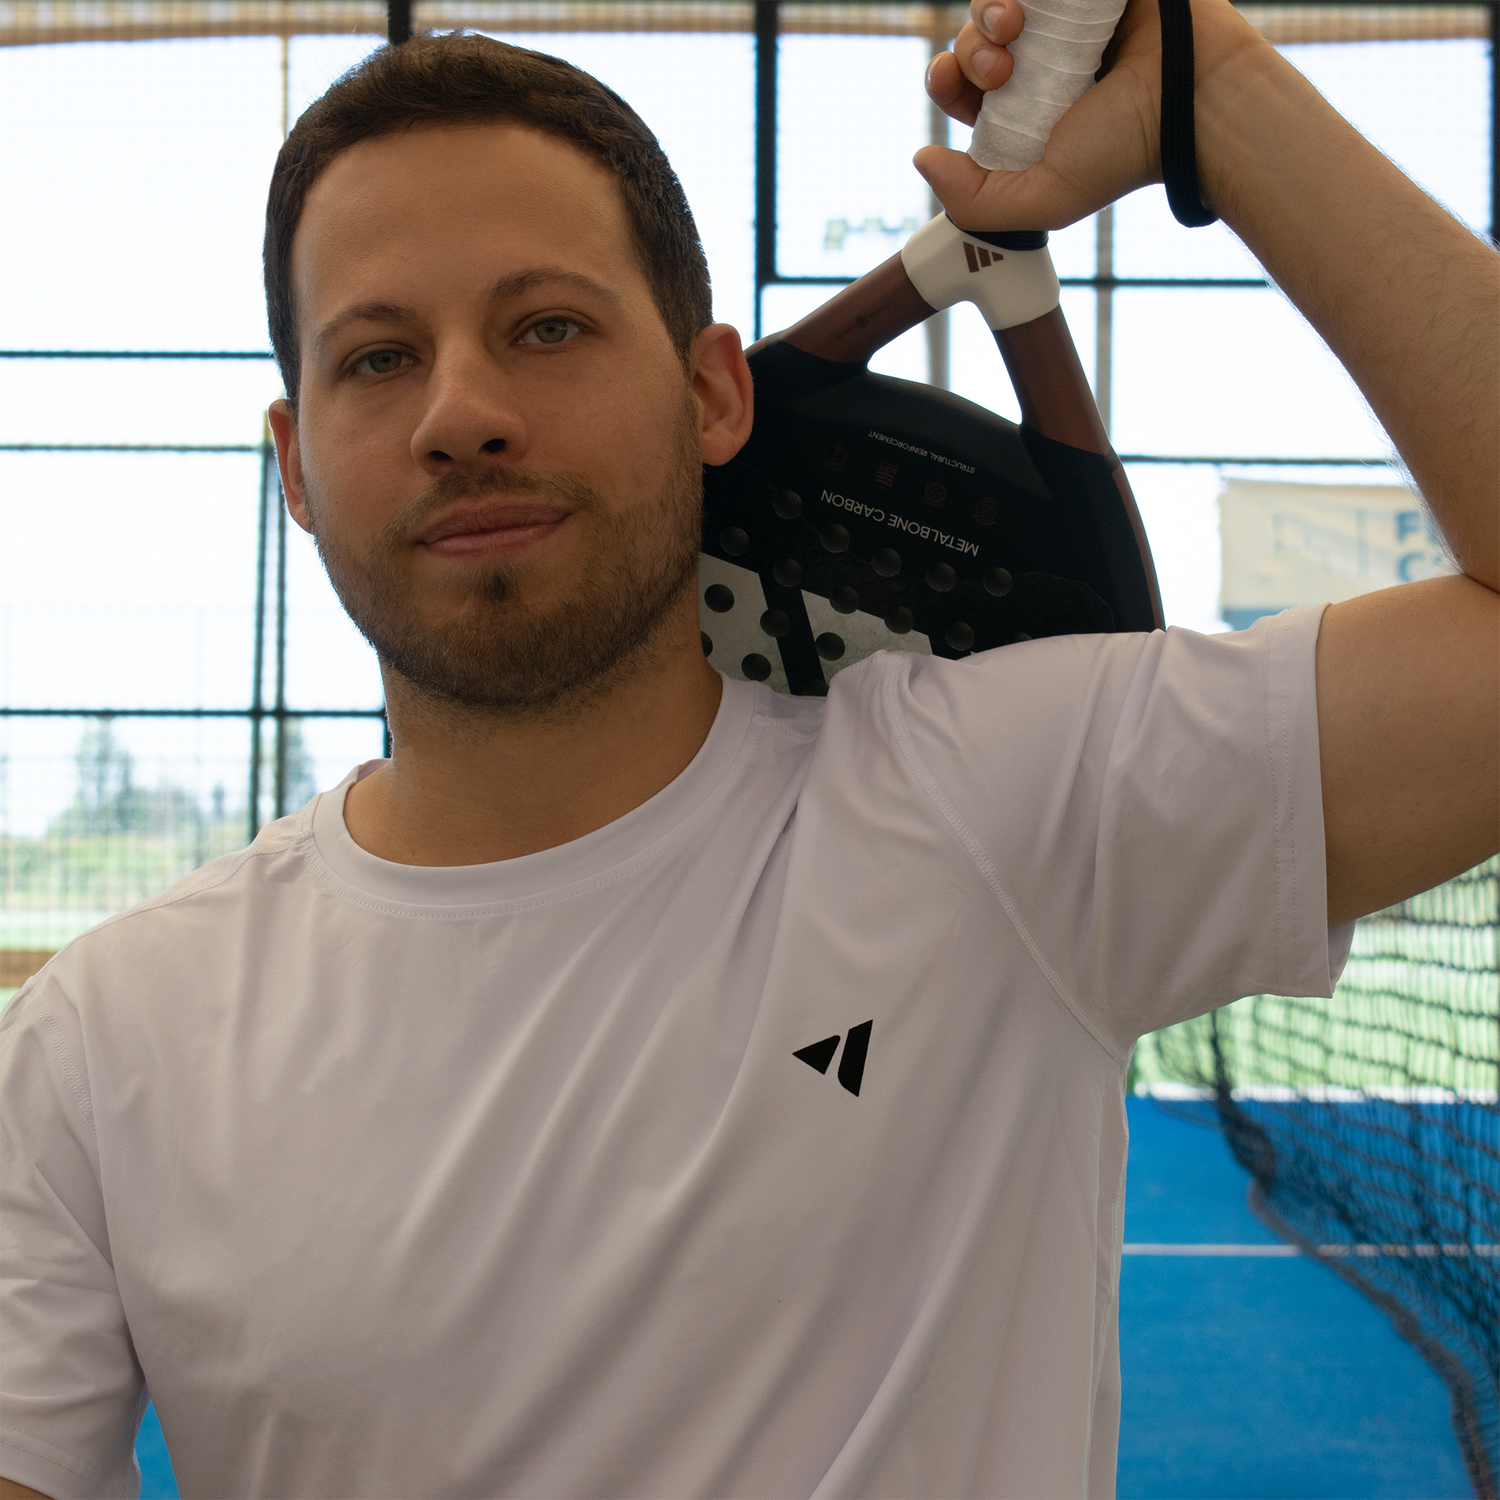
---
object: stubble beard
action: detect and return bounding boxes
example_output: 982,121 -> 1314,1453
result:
307,401 -> 704,722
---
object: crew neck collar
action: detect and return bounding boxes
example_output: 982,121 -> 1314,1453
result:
310,676 -> 761,912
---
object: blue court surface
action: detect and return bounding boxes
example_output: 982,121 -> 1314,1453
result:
133,1097 -> 1470,1499
1118,1098 -> 1469,1499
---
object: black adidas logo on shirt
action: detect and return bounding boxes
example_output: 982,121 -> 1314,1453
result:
793,1020 -> 872,1096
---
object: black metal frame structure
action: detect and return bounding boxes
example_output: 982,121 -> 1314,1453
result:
1,0 -> 1494,844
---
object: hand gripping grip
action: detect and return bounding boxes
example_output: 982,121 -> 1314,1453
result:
968,0 -> 1127,170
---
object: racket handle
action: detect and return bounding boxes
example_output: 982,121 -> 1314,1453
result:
777,221 -> 1108,456
969,0 -> 1126,170
774,253 -> 937,367
994,308 -> 1110,454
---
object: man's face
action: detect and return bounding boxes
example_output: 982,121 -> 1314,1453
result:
271,123 -> 710,716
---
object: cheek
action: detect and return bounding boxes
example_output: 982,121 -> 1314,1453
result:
583,379 -> 695,480
300,422 -> 397,517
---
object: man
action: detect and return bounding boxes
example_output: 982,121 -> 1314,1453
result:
1,0 -> 1494,1493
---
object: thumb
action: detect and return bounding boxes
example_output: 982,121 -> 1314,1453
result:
914,144 -> 1061,233
913,144 -> 987,218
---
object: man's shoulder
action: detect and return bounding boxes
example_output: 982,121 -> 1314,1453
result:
23,804 -> 321,996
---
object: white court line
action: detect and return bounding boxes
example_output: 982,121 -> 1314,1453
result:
1123,1244 -> 1499,1257
1124,1244 -> 1297,1256
1140,1082 -> 1499,1104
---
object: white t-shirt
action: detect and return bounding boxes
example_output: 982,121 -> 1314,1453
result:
1,611 -> 1348,1500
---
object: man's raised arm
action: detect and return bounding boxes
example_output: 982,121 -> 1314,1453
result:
921,0 -> 1499,925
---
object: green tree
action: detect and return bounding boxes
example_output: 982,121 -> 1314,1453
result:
50,719 -> 206,838
69,718 -> 145,834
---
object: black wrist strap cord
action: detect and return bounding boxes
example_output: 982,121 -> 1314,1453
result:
1157,0 -> 1218,226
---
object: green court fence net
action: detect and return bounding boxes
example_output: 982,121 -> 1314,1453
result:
1137,856 -> 1500,1498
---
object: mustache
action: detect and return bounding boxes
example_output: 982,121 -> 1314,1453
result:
375,466 -> 606,551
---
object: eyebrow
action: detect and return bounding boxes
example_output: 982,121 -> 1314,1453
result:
312,267 -> 625,360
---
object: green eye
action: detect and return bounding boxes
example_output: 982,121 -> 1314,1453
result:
361,350 -> 404,375
531,318 -> 574,345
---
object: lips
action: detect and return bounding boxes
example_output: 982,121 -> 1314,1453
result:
419,500 -> 571,546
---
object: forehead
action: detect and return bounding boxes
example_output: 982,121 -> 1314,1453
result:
292,122 -> 643,320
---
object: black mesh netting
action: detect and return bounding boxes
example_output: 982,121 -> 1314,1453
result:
1139,856 -> 1500,1498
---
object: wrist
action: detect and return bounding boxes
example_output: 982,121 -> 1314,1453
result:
1187,1 -> 1303,223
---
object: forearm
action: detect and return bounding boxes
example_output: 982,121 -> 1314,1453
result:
1194,8 -> 1500,590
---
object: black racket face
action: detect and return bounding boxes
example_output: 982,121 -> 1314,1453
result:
698,339 -> 1157,695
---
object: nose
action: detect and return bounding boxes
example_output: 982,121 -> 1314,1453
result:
409,343 -> 527,475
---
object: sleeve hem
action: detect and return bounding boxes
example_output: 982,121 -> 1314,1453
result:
0,1422 -> 104,1499
1266,603 -> 1340,1000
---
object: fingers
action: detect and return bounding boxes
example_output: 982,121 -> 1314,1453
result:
925,51 -> 985,128
955,20 -> 1017,93
926,22 -> 1016,126
971,0 -> 1025,46
927,0 -> 1025,123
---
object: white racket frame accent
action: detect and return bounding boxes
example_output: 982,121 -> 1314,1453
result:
899,212 -> 1061,331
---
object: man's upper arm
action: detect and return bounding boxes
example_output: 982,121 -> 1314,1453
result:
1317,575 -> 1500,927
0,1477 -> 56,1500
1,982 -> 144,1497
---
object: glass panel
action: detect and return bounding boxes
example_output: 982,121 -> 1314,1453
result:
948,286 -> 1095,424
251,714 -> 386,829
296,715 -> 387,799
1123,461 -> 1230,633
777,34 -> 935,280
1288,37 -> 1490,235
948,301 -> 1021,425
0,37 -> 285,353
1046,215 -> 1100,284
279,509 -> 386,712
0,451 -> 261,710
1112,189 -> 1267,283
0,713 -> 254,957
1124,460 -> 1409,636
1110,287 -> 1388,461
0,358 -> 284,448
479,30 -> 757,339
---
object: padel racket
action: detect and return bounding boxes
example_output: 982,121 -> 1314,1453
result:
698,211 -> 1161,695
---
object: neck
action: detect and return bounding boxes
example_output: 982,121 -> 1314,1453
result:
343,611 -> 723,866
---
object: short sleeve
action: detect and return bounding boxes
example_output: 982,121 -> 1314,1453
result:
889,607 -> 1339,1054
0,979 -> 146,1498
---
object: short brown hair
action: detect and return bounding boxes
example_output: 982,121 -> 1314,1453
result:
264,32 -> 713,404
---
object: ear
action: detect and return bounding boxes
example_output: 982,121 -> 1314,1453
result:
690,323 -> 754,466
267,398 -> 315,535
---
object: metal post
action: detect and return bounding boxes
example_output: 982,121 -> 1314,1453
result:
1490,2 -> 1499,247
387,0 -> 413,45
1094,204 -> 1114,437
248,435 -> 272,843
754,0 -> 779,340
273,482 -> 289,821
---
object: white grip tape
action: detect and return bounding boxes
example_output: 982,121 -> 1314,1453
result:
968,0 -> 1126,171
901,213 -> 1060,331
